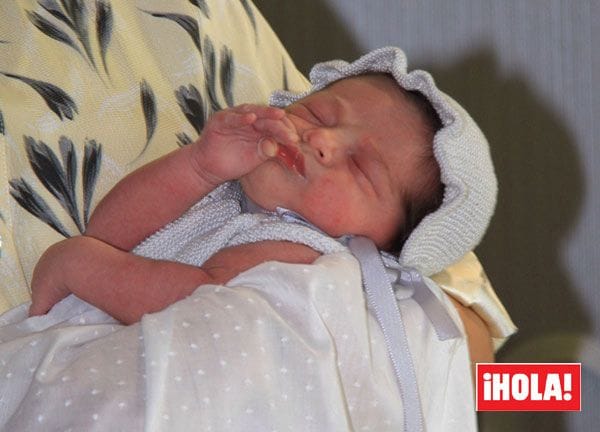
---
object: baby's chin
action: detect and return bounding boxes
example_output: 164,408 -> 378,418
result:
239,163 -> 287,212
242,158 -> 308,206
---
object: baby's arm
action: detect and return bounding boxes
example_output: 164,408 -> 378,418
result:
30,237 -> 319,324
85,105 -> 297,250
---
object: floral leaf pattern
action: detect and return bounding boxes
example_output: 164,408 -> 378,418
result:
39,0 -> 73,28
189,0 -> 210,19
175,84 -> 206,135
0,72 -> 78,120
282,57 -> 290,91
6,1 -> 244,243
95,0 -> 113,74
9,177 -> 71,237
58,136 -> 78,211
60,0 -> 95,67
10,136 -> 104,236
24,136 -> 85,233
82,139 -> 102,224
202,36 -> 221,113
29,0 -> 98,69
138,80 -> 157,158
143,10 -> 201,53
239,0 -> 257,40
27,10 -> 84,58
176,132 -> 194,147
174,40 -> 237,139
29,0 -> 117,73
220,45 -> 235,107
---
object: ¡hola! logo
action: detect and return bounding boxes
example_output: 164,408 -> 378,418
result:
476,363 -> 581,411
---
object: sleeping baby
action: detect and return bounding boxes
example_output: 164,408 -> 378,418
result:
29,47 -> 497,369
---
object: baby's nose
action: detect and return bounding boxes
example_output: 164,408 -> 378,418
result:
302,128 -> 345,166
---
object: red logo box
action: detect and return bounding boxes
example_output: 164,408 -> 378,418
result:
476,363 -> 581,411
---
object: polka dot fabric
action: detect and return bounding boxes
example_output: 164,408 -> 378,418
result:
0,253 -> 476,431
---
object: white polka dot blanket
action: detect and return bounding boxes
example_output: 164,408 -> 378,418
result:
0,252 -> 476,431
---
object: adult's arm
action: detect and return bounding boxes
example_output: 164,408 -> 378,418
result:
449,297 -> 495,382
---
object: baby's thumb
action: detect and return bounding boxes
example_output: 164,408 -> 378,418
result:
258,138 -> 278,160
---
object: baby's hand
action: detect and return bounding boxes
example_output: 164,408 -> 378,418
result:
29,238 -> 77,316
190,104 -> 298,186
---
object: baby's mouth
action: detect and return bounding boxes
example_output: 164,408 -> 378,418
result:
276,143 -> 305,178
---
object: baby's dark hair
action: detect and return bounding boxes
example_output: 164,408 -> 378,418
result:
389,90 -> 444,254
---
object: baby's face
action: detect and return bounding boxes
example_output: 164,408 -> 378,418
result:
240,75 -> 431,249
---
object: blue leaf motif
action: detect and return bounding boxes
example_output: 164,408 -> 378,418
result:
0,72 -> 78,120
24,136 -> 84,233
138,80 -> 157,158
9,178 -> 71,237
143,10 -> 201,53
189,0 -> 210,18
82,139 -> 102,224
96,0 -> 113,74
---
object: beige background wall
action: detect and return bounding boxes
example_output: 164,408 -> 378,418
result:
255,0 -> 599,430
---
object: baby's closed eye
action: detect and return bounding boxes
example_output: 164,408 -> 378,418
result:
348,153 -> 377,196
352,145 -> 380,177
350,154 -> 370,179
353,143 -> 394,194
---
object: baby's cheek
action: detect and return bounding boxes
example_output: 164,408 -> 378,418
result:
303,179 -> 350,234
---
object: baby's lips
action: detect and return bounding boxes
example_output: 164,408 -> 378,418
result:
276,143 -> 305,178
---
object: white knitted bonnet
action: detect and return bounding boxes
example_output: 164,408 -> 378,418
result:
270,46 -> 497,276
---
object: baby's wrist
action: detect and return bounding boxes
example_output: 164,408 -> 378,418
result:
187,143 -> 224,189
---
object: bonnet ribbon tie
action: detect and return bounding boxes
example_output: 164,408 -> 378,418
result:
348,236 -> 462,432
385,261 -> 462,341
348,235 -> 424,432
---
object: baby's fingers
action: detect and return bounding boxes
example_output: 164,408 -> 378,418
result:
235,104 -> 286,120
217,110 -> 257,129
253,118 -> 299,147
212,105 -> 289,133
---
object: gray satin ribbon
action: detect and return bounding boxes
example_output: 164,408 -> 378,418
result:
242,195 -> 462,431
348,235 -> 424,432
397,266 -> 461,341
275,206 -> 461,339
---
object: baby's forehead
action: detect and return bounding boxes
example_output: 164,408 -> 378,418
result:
298,75 -> 410,120
330,75 -> 422,119
317,73 -> 401,97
